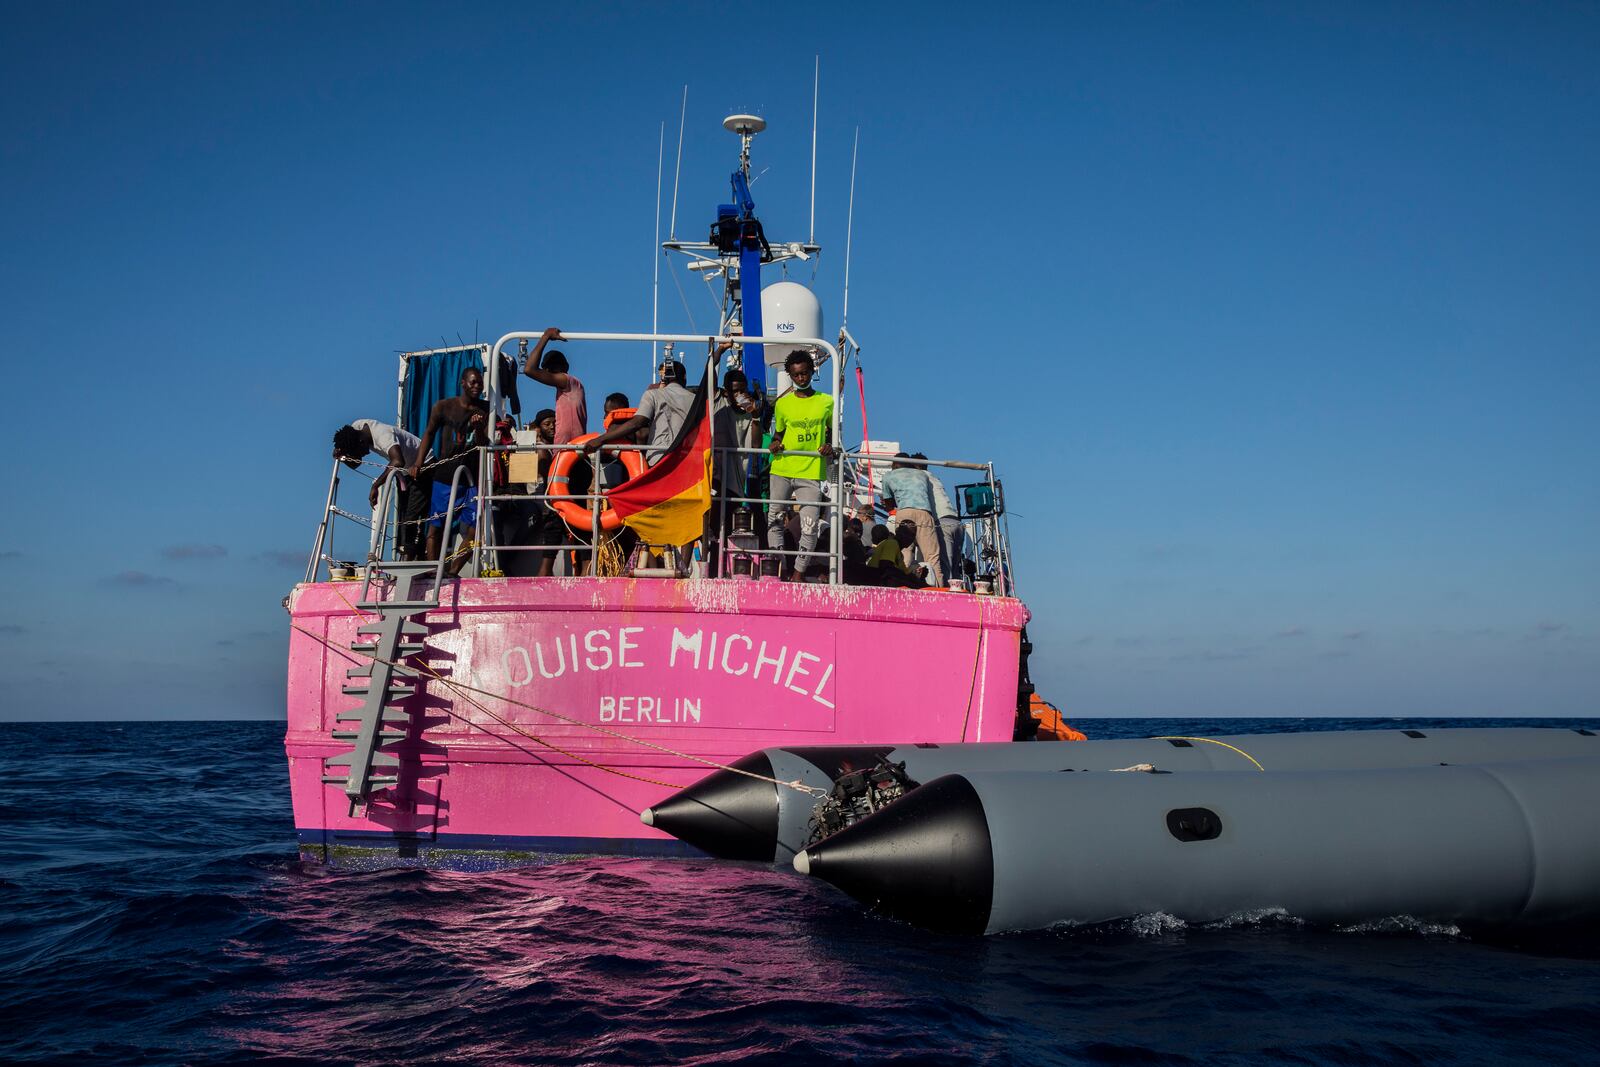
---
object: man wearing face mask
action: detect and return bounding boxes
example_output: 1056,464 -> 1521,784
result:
767,350 -> 834,582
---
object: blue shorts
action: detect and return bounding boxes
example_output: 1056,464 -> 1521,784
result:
429,482 -> 479,530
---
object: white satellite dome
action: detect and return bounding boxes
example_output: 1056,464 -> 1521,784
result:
759,281 -> 825,368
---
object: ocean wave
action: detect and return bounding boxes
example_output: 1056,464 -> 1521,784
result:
5,719 -> 1600,1066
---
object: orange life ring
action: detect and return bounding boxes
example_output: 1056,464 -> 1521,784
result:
546,433 -> 648,532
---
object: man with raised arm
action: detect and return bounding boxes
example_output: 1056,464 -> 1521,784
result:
408,365 -> 490,562
332,420 -> 428,560
767,350 -> 834,582
520,327 -> 588,444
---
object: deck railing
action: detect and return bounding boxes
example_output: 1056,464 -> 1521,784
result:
303,332 -> 1017,595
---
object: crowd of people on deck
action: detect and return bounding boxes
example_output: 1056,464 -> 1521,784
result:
330,330 -> 972,588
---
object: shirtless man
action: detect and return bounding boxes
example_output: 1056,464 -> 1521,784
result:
408,365 -> 490,561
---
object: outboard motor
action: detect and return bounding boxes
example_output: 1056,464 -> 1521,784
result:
805,758 -> 920,847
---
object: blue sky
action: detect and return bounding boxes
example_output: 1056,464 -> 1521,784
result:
2,2 -> 1595,720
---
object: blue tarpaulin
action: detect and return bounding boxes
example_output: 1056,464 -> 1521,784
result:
401,347 -> 487,440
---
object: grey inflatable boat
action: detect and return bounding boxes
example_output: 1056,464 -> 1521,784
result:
792,757 -> 1600,935
642,727 -> 1599,863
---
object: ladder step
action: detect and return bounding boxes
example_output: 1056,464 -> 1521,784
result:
365,776 -> 399,788
321,773 -> 348,784
355,600 -> 437,611
323,750 -> 400,769
331,729 -> 407,743
372,561 -> 443,573
346,663 -> 422,680
351,642 -> 426,655
357,621 -> 431,638
336,710 -> 411,723
341,684 -> 418,699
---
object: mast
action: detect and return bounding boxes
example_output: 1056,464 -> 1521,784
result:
659,112 -> 825,386
720,114 -> 769,368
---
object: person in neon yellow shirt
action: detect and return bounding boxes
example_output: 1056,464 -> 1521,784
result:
768,351 -> 834,581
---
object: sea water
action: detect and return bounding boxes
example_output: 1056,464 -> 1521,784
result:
1,718 -> 1596,1065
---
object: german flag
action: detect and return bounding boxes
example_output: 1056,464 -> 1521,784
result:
608,363 -> 714,545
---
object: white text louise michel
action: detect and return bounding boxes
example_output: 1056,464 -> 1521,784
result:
500,626 -> 836,724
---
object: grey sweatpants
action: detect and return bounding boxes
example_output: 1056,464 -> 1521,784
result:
939,515 -> 965,581
768,475 -> 823,575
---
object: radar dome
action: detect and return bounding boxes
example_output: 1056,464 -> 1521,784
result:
759,281 -> 825,369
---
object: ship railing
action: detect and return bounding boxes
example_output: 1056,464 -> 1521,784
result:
304,329 -> 1016,592
474,440 -> 847,580
481,331 -> 851,583
305,455 -> 395,585
308,443 -> 1014,593
480,439 -> 652,576
831,449 -> 1015,597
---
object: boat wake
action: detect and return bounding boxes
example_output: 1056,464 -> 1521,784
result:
1034,907 -> 1468,941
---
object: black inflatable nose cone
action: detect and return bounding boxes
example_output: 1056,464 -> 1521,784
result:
795,773 -> 994,935
641,751 -> 780,861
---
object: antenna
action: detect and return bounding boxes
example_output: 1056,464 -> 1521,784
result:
668,85 -> 687,241
723,113 -> 765,175
841,126 -> 859,331
652,121 -> 664,367
809,56 -> 819,245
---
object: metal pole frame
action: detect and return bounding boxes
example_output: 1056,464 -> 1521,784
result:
306,458 -> 342,584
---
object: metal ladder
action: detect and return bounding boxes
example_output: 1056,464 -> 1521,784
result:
321,561 -> 440,816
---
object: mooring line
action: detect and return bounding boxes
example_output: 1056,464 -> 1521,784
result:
1153,736 -> 1265,771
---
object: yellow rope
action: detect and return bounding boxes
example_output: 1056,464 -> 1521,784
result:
1153,735 -> 1265,771
291,619 -> 826,798
309,622 -> 682,789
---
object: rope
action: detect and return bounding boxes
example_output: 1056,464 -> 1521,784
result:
855,365 -> 875,510
308,622 -> 682,788
291,618 -> 827,799
1153,736 -> 1265,771
959,601 -> 986,741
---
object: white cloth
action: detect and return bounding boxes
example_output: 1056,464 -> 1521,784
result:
353,419 -> 421,468
636,382 -> 696,464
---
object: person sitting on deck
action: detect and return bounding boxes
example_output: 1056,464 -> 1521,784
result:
767,351 -> 834,582
408,365 -> 490,562
880,453 -> 944,588
841,515 -> 871,584
521,327 -> 587,444
332,420 -> 428,560
866,523 -> 924,588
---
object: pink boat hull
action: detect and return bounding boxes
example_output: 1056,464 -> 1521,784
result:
284,576 -> 1029,866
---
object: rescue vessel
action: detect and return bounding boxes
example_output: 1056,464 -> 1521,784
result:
284,113 -> 1036,866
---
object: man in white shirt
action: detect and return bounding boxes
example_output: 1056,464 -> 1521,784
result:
333,420 -> 428,560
